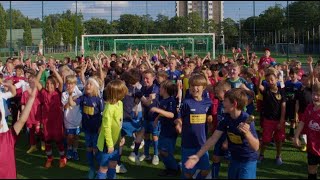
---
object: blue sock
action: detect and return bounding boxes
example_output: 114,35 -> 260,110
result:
86,151 -> 95,170
96,171 -> 106,179
144,140 -> 151,156
117,154 -> 122,165
107,168 -> 116,179
153,140 -> 159,156
134,142 -> 141,155
211,162 -> 221,179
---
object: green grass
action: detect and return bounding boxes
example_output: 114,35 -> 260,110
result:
12,114 -> 312,179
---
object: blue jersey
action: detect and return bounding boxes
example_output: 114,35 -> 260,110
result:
246,82 -> 255,115
140,84 -> 160,121
75,95 -> 104,133
217,101 -> 225,125
158,96 -> 178,138
179,97 -> 212,148
217,111 -> 258,161
166,70 -> 182,83
227,77 -> 248,89
284,80 -> 302,102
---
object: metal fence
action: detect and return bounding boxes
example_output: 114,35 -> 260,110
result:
0,1 -> 319,59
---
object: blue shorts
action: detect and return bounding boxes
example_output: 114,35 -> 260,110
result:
84,132 -> 99,148
144,120 -> 160,136
98,148 -> 119,167
121,116 -> 143,137
228,159 -> 257,179
213,132 -> 227,156
158,136 -> 177,154
65,127 -> 81,135
181,147 -> 210,175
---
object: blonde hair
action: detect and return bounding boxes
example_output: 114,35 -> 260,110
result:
214,80 -> 231,94
225,88 -> 248,110
189,73 -> 207,87
85,76 -> 102,97
104,79 -> 128,104
66,75 -> 77,84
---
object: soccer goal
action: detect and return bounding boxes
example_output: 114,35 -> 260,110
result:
274,43 -> 304,57
81,33 -> 215,59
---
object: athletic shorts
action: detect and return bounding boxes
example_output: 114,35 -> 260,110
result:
308,152 -> 320,166
262,118 -> 285,143
181,147 -> 210,175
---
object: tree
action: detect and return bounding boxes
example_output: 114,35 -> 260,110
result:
117,14 -> 142,34
154,14 -> 170,33
84,18 -> 111,34
43,16 -> 55,47
220,18 -> 238,47
29,18 -> 42,28
204,19 -> 218,33
6,9 -> 26,29
187,12 -> 203,33
0,4 -> 6,47
168,16 -> 188,33
23,17 -> 32,46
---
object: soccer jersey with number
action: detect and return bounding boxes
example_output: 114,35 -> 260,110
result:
179,97 -> 212,149
158,96 -> 177,138
217,111 -> 258,161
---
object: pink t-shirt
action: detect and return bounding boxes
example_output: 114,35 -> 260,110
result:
21,91 -> 41,128
0,128 -> 18,179
301,104 -> 320,156
39,89 -> 64,142
258,56 -> 275,69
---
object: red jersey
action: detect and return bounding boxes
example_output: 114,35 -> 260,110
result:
208,77 -> 222,115
39,89 -> 64,142
297,69 -> 304,80
258,56 -> 275,69
0,129 -> 18,179
21,90 -> 41,128
301,104 -> 320,156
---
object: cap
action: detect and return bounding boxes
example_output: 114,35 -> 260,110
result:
264,48 -> 270,52
151,55 -> 158,62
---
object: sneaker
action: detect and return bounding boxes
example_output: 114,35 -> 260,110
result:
258,154 -> 264,163
66,149 -> 73,160
128,152 -> 137,163
26,145 -> 38,154
59,157 -> 67,168
41,141 -> 45,151
139,154 -> 152,162
87,169 -> 96,179
73,151 -> 79,161
130,142 -> 135,149
152,155 -> 159,165
285,122 -> 290,126
44,158 -> 53,168
116,164 -> 127,174
130,140 -> 145,150
301,145 -> 307,152
276,156 -> 283,165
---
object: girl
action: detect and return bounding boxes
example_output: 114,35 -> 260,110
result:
96,79 -> 128,179
68,76 -> 104,179
36,64 -> 66,168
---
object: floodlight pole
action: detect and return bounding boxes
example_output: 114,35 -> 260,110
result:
286,1 -> 289,61
42,1 -> 44,56
253,1 -> 255,51
239,8 -> 241,49
9,1 -> 12,57
75,1 -> 78,56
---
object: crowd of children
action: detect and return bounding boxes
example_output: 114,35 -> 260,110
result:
0,46 -> 319,179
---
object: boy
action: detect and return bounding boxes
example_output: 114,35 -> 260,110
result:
185,88 -> 259,179
294,81 -> 320,179
175,74 -> 213,179
61,75 -> 83,160
166,57 -> 182,84
258,68 -> 286,165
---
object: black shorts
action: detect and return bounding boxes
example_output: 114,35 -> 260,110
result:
308,152 -> 320,166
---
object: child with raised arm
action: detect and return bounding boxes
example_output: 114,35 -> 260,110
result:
185,88 -> 259,179
61,75 -> 83,160
0,85 -> 36,179
68,76 -> 104,179
294,81 -> 320,179
36,64 -> 66,168
96,79 -> 128,179
149,80 -> 179,177
174,74 -> 213,179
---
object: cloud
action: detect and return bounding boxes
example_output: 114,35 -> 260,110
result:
70,1 -> 129,14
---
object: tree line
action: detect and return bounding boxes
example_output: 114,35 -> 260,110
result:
0,1 -> 319,50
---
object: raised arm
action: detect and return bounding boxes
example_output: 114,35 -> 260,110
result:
49,64 -> 63,92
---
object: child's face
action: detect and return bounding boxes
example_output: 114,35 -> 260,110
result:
139,66 -> 146,73
46,79 -> 56,93
223,97 -> 234,114
157,76 -> 165,84
66,82 -> 76,93
301,76 -> 310,87
312,92 -> 320,107
266,75 -> 278,88
143,73 -> 154,87
189,85 -> 204,99
229,66 -> 240,79
159,86 -> 166,97
169,60 -> 176,69
290,73 -> 298,81
27,76 -> 36,88
215,89 -> 226,101
85,81 -> 95,95
188,63 -> 195,71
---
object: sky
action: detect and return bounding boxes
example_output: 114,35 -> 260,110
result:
0,1 -> 291,21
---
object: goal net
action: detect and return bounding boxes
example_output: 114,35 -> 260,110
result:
274,43 -> 304,57
82,33 -> 215,59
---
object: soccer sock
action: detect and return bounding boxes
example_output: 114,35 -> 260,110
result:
29,128 -> 36,145
165,153 -> 179,170
107,168 -> 116,179
289,128 -> 295,137
144,139 -> 151,156
211,162 -> 221,179
45,143 -> 53,159
57,141 -> 66,158
96,171 -> 106,179
134,142 -> 141,155
153,140 -> 159,156
118,154 -> 122,165
86,151 -> 95,170
302,134 -> 307,144
308,174 -> 317,179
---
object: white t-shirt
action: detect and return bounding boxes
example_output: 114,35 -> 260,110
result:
0,92 -> 13,133
61,86 -> 83,129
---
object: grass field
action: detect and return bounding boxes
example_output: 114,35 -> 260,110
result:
12,114 -> 311,179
